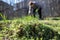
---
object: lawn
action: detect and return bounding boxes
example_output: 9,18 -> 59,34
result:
0,16 -> 60,40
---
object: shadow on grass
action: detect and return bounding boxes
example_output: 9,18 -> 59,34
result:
17,23 -> 60,40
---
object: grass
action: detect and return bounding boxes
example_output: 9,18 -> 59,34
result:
0,16 -> 60,40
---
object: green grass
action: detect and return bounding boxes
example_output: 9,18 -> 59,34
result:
0,16 -> 60,40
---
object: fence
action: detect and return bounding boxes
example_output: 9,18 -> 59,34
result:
0,0 -> 60,19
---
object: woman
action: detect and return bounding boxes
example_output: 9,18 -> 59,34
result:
28,1 -> 43,19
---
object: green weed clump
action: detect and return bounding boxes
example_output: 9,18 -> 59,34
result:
0,13 -> 7,22
0,16 -> 60,40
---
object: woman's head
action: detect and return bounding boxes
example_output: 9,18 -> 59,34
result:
29,1 -> 35,7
